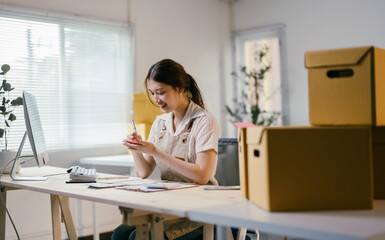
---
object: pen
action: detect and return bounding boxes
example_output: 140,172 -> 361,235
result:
131,120 -> 137,134
66,180 -> 97,183
97,176 -> 130,180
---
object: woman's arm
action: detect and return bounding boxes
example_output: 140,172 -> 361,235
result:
123,134 -> 156,178
134,139 -> 216,184
125,139 -> 217,184
152,148 -> 217,185
131,151 -> 156,178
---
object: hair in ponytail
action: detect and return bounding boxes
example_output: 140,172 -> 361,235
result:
185,73 -> 205,109
145,59 -> 205,109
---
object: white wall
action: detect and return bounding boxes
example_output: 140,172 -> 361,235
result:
0,0 -> 233,137
5,0 -> 384,238
129,0 -> 233,136
0,0 -> 233,239
233,0 -> 385,125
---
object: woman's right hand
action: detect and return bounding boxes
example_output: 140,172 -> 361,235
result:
122,132 -> 143,151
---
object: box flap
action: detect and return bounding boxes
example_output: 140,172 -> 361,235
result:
246,126 -> 266,144
305,46 -> 373,68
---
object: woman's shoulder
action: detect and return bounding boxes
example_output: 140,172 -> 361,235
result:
190,102 -> 216,120
192,108 -> 218,129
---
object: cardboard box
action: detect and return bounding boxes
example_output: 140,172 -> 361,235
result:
305,46 -> 385,126
238,126 -> 373,212
372,127 -> 385,199
133,93 -> 163,123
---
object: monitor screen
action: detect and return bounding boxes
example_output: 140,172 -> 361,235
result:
215,138 -> 239,186
23,91 -> 49,167
10,91 -> 48,180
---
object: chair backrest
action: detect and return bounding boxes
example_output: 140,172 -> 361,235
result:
215,138 -> 240,186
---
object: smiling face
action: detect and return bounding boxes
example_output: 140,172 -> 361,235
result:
147,79 -> 185,113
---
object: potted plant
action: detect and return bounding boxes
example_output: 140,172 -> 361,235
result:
0,64 -> 23,173
225,44 -> 280,126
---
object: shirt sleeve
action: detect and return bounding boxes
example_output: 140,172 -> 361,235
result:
194,113 -> 219,154
147,117 -> 161,143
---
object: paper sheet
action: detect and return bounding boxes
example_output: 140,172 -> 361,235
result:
116,182 -> 198,192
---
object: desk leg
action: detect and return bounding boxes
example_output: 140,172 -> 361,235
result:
203,223 -> 214,240
151,214 -> 164,240
236,228 -> 247,240
51,195 -> 78,240
58,196 -> 77,240
135,223 -> 149,240
0,187 -> 6,240
51,195 -> 62,240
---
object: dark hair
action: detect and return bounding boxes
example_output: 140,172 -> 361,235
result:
145,59 -> 205,109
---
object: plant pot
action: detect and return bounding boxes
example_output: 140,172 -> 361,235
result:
0,150 -> 21,174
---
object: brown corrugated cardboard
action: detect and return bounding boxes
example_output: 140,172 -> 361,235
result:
133,93 -> 163,124
372,127 -> 385,199
305,46 -> 385,126
239,126 -> 373,212
238,128 -> 249,199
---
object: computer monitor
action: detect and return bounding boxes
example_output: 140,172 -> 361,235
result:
215,138 -> 240,186
10,91 -> 49,181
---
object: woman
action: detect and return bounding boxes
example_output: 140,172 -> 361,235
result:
112,59 -> 219,240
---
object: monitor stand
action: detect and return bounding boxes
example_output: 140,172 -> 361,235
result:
10,131 -> 47,181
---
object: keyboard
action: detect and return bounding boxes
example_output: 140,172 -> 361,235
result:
69,166 -> 97,182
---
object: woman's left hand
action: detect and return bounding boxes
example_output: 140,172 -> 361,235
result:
123,140 -> 157,155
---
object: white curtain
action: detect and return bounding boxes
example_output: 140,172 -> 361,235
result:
0,7 -> 133,151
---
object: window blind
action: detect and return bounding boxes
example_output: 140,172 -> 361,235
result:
0,7 -> 133,151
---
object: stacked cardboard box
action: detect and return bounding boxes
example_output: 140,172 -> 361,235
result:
239,46 -> 385,211
306,46 -> 385,199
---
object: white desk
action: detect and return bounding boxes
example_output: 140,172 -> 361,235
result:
77,154 -> 136,176
0,166 -> 243,240
188,199 -> 385,240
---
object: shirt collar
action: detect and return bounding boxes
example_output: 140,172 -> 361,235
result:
157,101 -> 206,135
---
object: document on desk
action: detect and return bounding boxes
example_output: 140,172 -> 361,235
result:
116,182 -> 198,192
88,178 -> 158,189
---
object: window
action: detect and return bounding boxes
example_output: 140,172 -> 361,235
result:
0,7 -> 133,151
233,24 -> 287,125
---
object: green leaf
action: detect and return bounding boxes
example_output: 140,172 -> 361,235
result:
3,83 -> 11,91
2,97 -> 5,105
0,106 -> 5,112
11,97 -> 23,106
5,120 -> 9,127
0,128 -> 3,138
1,64 -> 10,74
8,113 -> 16,121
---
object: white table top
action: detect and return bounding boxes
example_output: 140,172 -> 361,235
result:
0,166 -> 243,217
188,199 -> 385,240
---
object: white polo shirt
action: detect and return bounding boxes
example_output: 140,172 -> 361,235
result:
148,101 -> 219,164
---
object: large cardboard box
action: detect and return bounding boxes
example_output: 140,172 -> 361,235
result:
133,93 -> 163,124
372,127 -> 385,199
238,126 -> 373,212
305,46 -> 385,126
